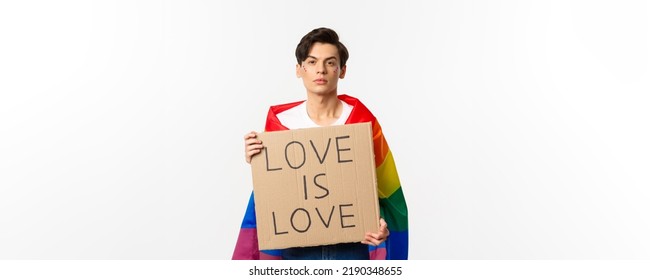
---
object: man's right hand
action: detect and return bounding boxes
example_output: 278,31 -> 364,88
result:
244,131 -> 264,164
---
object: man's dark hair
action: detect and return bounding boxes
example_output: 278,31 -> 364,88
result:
295,27 -> 349,68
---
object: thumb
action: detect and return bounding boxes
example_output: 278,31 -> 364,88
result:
380,218 -> 387,229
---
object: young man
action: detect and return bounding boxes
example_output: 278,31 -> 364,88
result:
232,28 -> 408,260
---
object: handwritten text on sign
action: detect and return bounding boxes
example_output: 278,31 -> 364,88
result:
250,123 -> 379,250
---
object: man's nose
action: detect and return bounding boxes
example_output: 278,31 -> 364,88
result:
316,62 -> 327,74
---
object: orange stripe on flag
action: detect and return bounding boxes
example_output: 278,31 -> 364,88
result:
373,121 -> 389,167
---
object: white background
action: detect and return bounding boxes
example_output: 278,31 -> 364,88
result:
1,0 -> 649,259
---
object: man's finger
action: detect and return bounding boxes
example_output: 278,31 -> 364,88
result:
244,131 -> 259,139
245,138 -> 262,145
247,149 -> 261,158
248,144 -> 264,150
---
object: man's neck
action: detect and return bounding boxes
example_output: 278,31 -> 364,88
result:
305,92 -> 342,125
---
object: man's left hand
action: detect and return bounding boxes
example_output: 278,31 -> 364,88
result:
361,218 -> 390,246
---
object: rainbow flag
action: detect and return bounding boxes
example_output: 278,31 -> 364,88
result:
232,94 -> 408,260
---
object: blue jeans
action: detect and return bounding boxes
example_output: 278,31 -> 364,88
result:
282,242 -> 369,260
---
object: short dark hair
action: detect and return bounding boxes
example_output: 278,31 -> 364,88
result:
295,27 -> 349,68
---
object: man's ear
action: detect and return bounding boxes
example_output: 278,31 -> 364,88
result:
296,63 -> 302,78
339,65 -> 347,79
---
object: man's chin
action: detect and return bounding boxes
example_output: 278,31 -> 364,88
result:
308,88 -> 338,96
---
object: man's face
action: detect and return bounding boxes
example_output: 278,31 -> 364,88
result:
296,42 -> 346,96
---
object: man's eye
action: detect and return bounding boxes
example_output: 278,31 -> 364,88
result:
308,61 -> 316,64
327,61 -> 335,65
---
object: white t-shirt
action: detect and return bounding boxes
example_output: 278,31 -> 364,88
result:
276,100 -> 353,129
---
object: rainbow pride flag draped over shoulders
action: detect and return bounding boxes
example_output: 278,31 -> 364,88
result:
232,94 -> 408,260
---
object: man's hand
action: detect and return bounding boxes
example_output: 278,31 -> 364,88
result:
361,218 -> 389,246
244,131 -> 263,164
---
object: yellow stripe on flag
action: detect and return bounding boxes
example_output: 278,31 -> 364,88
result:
377,150 -> 401,199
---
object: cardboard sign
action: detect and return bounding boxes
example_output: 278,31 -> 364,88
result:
250,122 -> 379,250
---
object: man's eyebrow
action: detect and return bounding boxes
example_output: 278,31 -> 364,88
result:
306,55 -> 338,61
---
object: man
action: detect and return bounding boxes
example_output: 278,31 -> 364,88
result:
232,27 -> 408,260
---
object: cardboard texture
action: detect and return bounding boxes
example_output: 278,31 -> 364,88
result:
250,122 -> 379,250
